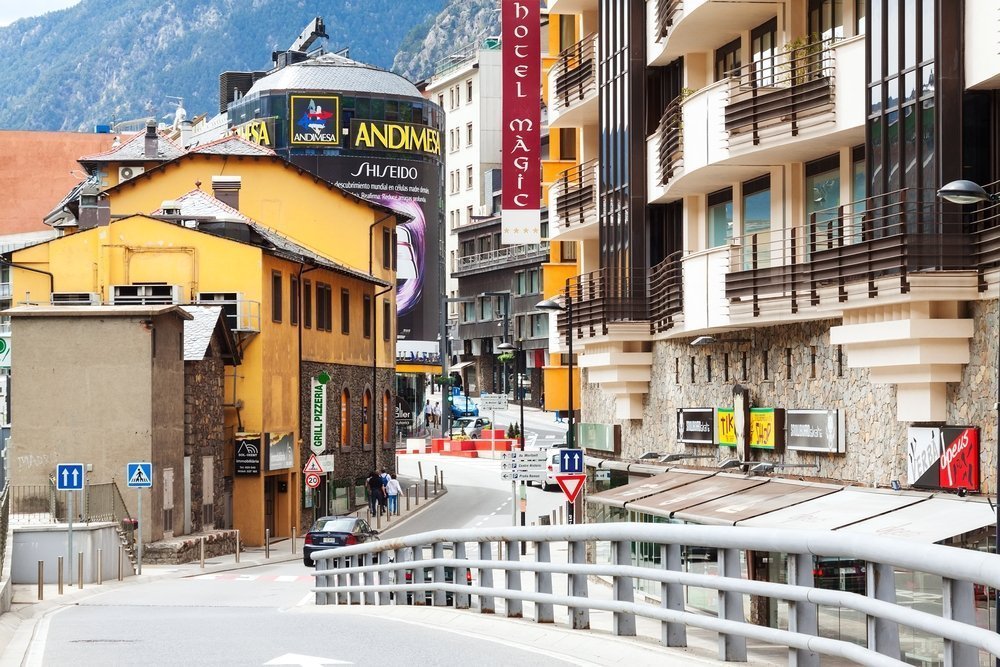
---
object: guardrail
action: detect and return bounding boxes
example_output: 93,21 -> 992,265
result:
311,522 -> 1000,666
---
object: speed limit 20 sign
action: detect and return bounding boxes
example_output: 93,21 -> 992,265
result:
305,473 -> 321,489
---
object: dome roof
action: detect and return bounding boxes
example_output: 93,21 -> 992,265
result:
244,53 -> 421,99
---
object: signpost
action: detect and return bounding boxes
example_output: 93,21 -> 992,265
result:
56,463 -> 85,584
556,448 -> 585,524
126,462 -> 153,575
500,451 -> 546,525
480,394 -> 508,458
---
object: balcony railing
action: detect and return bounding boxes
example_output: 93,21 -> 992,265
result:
649,251 -> 684,334
726,37 -> 837,146
452,243 -> 550,274
557,268 -> 649,340
656,98 -> 684,185
725,187 -> 1000,315
552,34 -> 597,114
655,0 -> 682,40
552,159 -> 598,235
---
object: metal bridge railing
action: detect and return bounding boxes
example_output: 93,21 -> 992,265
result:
311,522 -> 1000,666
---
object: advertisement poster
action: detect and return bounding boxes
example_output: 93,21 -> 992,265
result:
907,426 -> 980,491
310,374 -> 328,455
676,408 -> 715,445
717,408 -> 736,447
268,432 -> 295,471
289,95 -> 341,145
749,408 -> 784,450
786,409 -> 845,453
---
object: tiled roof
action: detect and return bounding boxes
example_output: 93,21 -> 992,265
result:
78,130 -> 186,163
245,52 -> 420,98
189,134 -> 275,156
152,189 -> 251,221
249,223 -> 390,288
180,306 -> 224,361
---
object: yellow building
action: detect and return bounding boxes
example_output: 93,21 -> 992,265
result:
11,139 -> 401,545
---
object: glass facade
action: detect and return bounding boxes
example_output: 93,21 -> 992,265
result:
741,176 -> 771,270
805,155 -> 841,255
708,189 -> 733,248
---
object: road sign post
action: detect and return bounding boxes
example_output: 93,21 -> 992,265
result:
126,462 -> 153,575
56,463 -> 85,584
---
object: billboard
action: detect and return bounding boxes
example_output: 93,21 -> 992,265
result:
907,426 -> 980,491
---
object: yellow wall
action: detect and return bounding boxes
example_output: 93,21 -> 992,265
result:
542,366 -> 580,412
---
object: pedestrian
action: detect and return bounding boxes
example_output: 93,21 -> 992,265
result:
424,399 -> 432,427
366,471 -> 382,516
386,474 -> 402,514
432,401 -> 441,428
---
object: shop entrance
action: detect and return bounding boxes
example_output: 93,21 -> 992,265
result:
264,477 -> 276,539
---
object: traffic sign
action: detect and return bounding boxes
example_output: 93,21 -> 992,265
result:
511,451 -> 546,460
56,463 -> 85,491
556,474 -> 586,503
502,471 -> 546,481
302,453 -> 324,474
305,473 -> 321,489
480,394 -> 509,411
560,449 -> 584,474
501,461 -> 545,471
126,462 -> 153,489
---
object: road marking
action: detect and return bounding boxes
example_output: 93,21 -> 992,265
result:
193,573 -> 314,583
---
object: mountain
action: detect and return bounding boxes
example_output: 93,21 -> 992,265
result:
0,0 -> 445,131
391,0 -> 501,83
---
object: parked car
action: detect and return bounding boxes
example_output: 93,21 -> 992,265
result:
448,395 -> 479,418
812,556 -> 866,594
303,516 -> 379,567
450,416 -> 491,439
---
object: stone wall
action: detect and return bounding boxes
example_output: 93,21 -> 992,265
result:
184,347 -> 227,531
143,529 -> 239,564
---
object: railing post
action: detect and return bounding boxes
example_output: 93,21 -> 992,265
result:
611,540 -> 636,636
315,556 -> 329,606
866,561 -> 901,660
394,547 -> 408,606
348,555 -> 361,606
787,553 -> 819,667
432,542 -> 447,607
478,541 -> 495,614
717,547 -> 747,661
335,556 -> 349,605
362,552 -> 376,605
942,577 -> 977,667
660,543 -> 686,647
377,550 -> 391,606
534,541 -> 554,623
504,539 -> 523,618
567,539 -> 590,629
454,541 -> 470,610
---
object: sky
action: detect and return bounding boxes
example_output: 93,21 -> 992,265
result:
0,0 -> 81,27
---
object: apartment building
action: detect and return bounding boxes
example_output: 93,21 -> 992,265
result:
545,0 -> 999,492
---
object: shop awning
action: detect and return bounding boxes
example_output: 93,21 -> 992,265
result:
449,361 -> 475,371
627,473 -> 769,519
739,487 -> 928,531
589,469 -> 714,508
836,495 -> 996,543
673,479 -> 843,526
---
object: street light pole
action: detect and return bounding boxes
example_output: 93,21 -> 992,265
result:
535,294 -> 574,448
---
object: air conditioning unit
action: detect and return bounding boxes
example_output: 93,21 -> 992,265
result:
50,292 -> 101,306
112,284 -> 183,305
119,166 -> 145,181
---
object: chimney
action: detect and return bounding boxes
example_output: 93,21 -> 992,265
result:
179,119 -> 193,148
212,176 -> 242,210
78,193 -> 111,230
144,118 -> 158,158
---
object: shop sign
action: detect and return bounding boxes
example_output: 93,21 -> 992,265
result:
717,408 -> 736,447
577,423 -> 621,454
234,117 -> 275,147
676,408 -> 715,445
289,95 -> 340,146
234,433 -> 261,475
350,119 -> 441,157
268,432 -> 294,471
311,373 -> 329,455
786,409 -> 845,453
907,426 -> 980,491
749,408 -> 785,450
501,0 -> 541,245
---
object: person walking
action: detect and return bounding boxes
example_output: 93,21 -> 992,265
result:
386,474 -> 402,515
432,401 -> 441,428
423,399 -> 432,427
366,471 -> 382,516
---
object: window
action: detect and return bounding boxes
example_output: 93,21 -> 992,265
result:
466,122 -> 473,146
196,292 -> 240,332
382,228 -> 391,269
466,165 -> 473,190
478,235 -> 492,253
558,14 -> 576,51
478,296 -> 493,320
437,93 -> 444,108
341,289 -> 351,334
340,388 -> 351,448
271,271 -> 282,322
290,275 -> 299,325
527,269 -> 540,294
560,242 -> 577,262
462,302 -> 475,322
851,144 -> 865,203
466,79 -> 473,103
808,0 -> 844,42
466,206 -> 473,224
708,188 -> 733,248
741,175 -> 771,269
750,18 -> 778,88
558,128 -> 577,160
805,154 -> 841,255
317,282 -> 332,331
303,281 -> 312,328
715,37 -> 741,81
363,294 -> 372,338
383,299 -> 391,341
530,313 -> 549,337
515,271 -> 526,295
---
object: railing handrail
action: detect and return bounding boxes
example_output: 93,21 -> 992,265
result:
728,36 -> 839,91
453,243 -> 550,273
552,157 -> 599,188
553,32 -> 597,68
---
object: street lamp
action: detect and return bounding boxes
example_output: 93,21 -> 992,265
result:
481,291 -> 512,395
535,295 -> 574,449
937,179 -> 1000,647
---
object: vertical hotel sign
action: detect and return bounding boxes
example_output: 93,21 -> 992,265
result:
311,372 -> 330,455
501,0 -> 541,244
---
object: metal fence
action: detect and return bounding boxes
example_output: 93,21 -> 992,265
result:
311,523 -> 1000,666
11,482 -> 134,528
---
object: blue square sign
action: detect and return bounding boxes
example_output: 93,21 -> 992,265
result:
56,463 -> 85,491
560,449 -> 584,474
126,462 -> 153,489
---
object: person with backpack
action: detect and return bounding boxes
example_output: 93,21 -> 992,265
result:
366,471 -> 384,517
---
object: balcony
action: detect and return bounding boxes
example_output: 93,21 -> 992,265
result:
648,0 -> 780,66
550,159 -> 599,241
648,98 -> 683,201
649,251 -> 684,333
548,34 -> 598,129
451,242 -> 550,276
966,0 -> 1000,89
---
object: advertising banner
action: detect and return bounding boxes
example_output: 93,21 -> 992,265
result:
676,408 -> 715,445
907,426 -> 980,491
749,408 -> 784,450
268,432 -> 295,471
310,375 -> 328,455
717,408 -> 736,447
289,95 -> 341,146
234,117 -> 276,147
234,433 -> 261,476
501,0 -> 541,244
786,409 -> 845,453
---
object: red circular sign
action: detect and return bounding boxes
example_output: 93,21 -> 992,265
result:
305,473 -> 321,489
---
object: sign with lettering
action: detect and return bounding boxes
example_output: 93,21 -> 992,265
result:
676,408 -> 715,445
267,432 -> 294,471
907,426 -> 980,491
234,433 -> 261,475
749,408 -> 784,450
716,408 -> 736,447
350,119 -> 441,157
501,0 -> 541,244
289,95 -> 341,146
786,409 -> 845,453
234,117 -> 276,147
311,373 -> 329,455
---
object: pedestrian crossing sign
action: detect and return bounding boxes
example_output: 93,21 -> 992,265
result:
302,453 -> 324,474
126,462 -> 153,488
